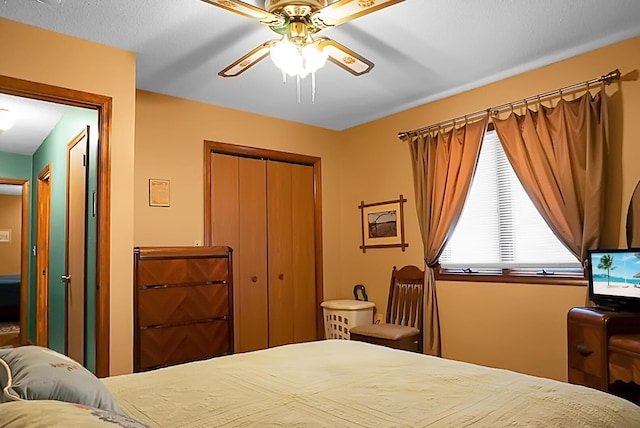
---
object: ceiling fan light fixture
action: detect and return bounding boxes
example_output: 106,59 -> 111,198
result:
301,41 -> 328,73
270,36 -> 327,78
0,109 -> 16,135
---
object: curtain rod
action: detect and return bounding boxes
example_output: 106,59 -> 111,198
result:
397,69 -> 621,140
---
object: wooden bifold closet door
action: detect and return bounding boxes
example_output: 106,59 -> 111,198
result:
210,152 -> 317,353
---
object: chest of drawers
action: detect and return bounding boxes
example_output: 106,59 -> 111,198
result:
568,307 -> 640,393
134,246 -> 234,372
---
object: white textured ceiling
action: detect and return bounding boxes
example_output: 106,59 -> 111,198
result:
0,93 -> 67,155
0,183 -> 23,195
1,0 -> 640,132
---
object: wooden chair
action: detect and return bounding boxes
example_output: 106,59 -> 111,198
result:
349,265 -> 424,352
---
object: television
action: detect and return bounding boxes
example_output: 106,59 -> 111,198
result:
587,248 -> 640,311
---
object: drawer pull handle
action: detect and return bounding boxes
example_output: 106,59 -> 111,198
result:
278,273 -> 284,280
576,344 -> 593,356
251,276 -> 258,283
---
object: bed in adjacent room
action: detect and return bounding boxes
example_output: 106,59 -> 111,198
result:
2,340 -> 640,427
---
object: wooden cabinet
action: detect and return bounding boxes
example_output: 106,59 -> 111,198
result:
133,246 -> 233,372
567,307 -> 640,393
208,149 -> 319,353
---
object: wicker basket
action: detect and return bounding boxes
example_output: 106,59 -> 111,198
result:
321,299 -> 375,340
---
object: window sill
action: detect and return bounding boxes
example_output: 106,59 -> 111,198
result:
434,268 -> 587,286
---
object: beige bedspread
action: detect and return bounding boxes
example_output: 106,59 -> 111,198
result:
104,340 -> 640,427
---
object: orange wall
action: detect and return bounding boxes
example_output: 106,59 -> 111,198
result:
133,90 -> 346,347
133,90 -> 343,252
0,18 -> 136,375
0,194 -> 21,275
336,36 -> 640,381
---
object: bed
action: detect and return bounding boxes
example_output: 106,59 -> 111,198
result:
2,340 -> 640,427
0,275 -> 20,321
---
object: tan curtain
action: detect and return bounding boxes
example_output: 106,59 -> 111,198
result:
405,116 -> 488,356
492,90 -> 608,263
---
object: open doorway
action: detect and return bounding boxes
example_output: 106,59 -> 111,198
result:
0,180 -> 28,347
0,75 -> 112,377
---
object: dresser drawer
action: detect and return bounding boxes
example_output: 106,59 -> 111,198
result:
139,320 -> 231,370
136,257 -> 229,287
138,283 -> 230,327
568,322 -> 606,389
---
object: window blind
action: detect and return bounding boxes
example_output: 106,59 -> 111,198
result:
440,130 -> 581,270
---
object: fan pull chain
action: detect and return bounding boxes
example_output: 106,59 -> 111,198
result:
312,72 -> 316,104
281,70 -> 287,85
296,75 -> 301,104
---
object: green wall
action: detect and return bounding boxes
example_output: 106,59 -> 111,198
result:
30,106 -> 98,371
0,151 -> 32,179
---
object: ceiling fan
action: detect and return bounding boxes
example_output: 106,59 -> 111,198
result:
202,0 -> 404,79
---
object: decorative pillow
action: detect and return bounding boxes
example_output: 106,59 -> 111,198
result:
0,345 -> 120,412
0,400 -> 149,428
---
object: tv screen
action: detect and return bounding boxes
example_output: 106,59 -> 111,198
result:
587,249 -> 640,311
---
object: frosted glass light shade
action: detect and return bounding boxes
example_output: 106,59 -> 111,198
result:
270,37 -> 327,78
0,109 -> 15,134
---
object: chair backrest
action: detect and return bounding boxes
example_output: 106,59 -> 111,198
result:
386,265 -> 425,331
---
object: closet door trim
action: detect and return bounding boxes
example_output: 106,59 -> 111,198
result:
203,141 -> 324,339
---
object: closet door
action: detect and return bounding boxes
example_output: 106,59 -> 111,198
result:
209,149 -> 318,351
267,161 -> 293,347
210,153 -> 268,353
210,154 -> 241,350
290,163 -> 316,343
267,161 -> 316,346
237,158 -> 268,352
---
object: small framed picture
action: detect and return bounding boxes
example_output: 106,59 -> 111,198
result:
0,229 -> 11,243
359,195 -> 408,253
149,179 -> 170,207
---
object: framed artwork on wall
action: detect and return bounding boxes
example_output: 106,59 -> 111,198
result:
359,195 -> 408,253
149,179 -> 170,207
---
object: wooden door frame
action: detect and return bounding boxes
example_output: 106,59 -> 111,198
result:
0,75 -> 112,377
203,141 -> 324,339
0,178 -> 29,345
36,165 -> 51,347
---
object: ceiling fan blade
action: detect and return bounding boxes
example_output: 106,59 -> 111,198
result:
200,0 -> 284,26
311,0 -> 404,28
317,38 -> 373,76
218,42 -> 273,77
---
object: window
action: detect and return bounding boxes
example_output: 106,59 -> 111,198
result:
438,128 -> 583,280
